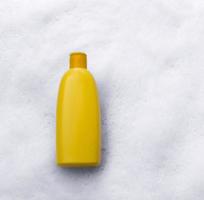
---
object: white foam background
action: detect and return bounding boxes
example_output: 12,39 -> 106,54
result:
1,0 -> 204,199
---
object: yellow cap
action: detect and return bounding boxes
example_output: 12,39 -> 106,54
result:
70,52 -> 87,69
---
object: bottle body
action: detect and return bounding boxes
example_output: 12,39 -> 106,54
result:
56,68 -> 101,167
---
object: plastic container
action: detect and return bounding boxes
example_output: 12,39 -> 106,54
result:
56,52 -> 101,167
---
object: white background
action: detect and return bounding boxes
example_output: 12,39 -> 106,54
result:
1,0 -> 204,199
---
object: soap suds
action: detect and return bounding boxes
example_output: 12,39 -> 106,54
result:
1,0 -> 204,199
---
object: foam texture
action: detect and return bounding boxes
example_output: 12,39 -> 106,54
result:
1,0 -> 204,199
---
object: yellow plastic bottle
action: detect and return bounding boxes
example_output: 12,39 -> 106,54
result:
56,52 -> 101,167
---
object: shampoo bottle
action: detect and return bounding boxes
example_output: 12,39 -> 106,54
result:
56,52 -> 101,167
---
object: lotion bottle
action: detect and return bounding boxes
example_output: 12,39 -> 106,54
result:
56,52 -> 101,167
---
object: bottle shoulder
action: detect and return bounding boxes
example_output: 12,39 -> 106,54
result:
62,68 -> 95,82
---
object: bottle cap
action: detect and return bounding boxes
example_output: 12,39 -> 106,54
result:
70,52 -> 87,68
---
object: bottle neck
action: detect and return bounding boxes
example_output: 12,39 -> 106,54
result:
70,52 -> 87,69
